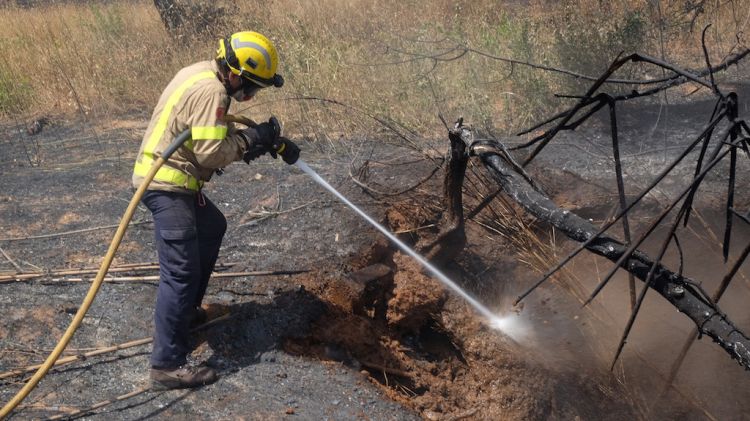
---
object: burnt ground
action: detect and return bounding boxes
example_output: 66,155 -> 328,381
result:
0,84 -> 749,420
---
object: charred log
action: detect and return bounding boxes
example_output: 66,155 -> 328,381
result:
466,135 -> 750,370
418,120 -> 468,264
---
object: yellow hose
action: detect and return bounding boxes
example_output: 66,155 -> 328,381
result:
0,129 -> 193,419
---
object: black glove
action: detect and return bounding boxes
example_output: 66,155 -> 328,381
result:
241,117 -> 300,165
241,117 -> 281,163
256,117 -> 281,153
242,140 -> 268,163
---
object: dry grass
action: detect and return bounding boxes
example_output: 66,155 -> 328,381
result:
0,0 -> 746,137
0,1 -> 745,269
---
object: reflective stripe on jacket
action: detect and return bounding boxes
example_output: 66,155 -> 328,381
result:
132,60 -> 246,193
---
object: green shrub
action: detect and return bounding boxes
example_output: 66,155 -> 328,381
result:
0,67 -> 31,114
554,3 -> 649,93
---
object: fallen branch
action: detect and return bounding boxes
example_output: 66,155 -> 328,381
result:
470,136 -> 750,369
1,269 -> 307,284
15,403 -> 77,417
0,221 -> 152,242
662,240 -> 750,392
0,246 -> 22,272
0,264 -> 166,282
0,261 -> 238,282
0,337 -> 152,381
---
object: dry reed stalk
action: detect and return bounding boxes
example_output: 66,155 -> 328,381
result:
0,221 -> 152,242
57,271 -> 295,283
0,246 -> 22,272
16,403 -> 78,417
44,387 -> 150,421
0,262 -> 236,282
1,270 -> 307,284
0,338 -> 152,380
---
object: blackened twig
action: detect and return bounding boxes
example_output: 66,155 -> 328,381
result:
513,112 -> 727,304
607,97 -> 637,309
583,130 -> 736,307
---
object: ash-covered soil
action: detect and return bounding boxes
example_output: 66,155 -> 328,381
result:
0,116 -> 422,420
0,85 -> 749,421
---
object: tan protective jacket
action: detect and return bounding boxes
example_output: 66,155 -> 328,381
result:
132,60 -> 246,193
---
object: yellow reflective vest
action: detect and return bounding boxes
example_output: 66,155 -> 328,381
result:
132,60 -> 246,193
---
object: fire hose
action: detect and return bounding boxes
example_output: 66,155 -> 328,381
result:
1,115 -> 256,418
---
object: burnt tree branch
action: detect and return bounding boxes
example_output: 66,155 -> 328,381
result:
465,135 -> 750,370
418,120 -> 468,264
514,49 -> 749,156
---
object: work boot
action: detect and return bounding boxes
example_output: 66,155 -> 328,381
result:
150,365 -> 218,390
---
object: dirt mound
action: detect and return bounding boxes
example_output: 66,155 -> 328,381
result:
280,209 -> 637,420
386,252 -> 447,332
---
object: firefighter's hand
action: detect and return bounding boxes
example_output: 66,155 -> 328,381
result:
240,117 -> 281,163
242,141 -> 267,163
277,137 -> 300,165
255,117 -> 281,150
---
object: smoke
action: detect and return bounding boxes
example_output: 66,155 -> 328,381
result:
504,207 -> 750,419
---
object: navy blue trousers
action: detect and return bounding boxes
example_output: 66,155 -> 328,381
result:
142,190 -> 226,368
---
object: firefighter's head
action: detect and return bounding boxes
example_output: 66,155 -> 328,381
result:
216,31 -> 284,101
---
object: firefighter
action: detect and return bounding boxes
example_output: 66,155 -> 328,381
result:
132,31 -> 299,390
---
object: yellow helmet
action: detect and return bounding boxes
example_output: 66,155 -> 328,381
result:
217,31 -> 284,88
